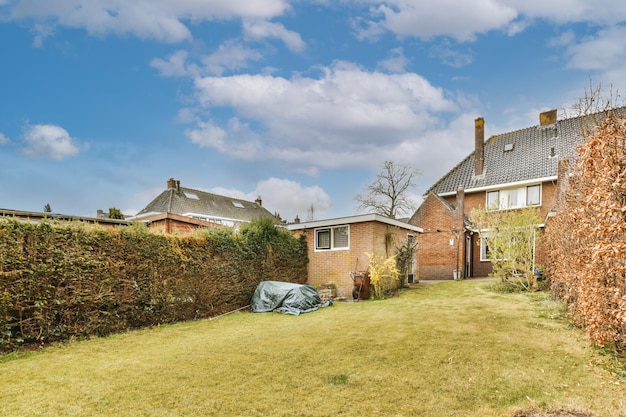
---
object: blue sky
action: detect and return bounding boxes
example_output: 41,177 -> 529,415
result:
1,1 -> 626,221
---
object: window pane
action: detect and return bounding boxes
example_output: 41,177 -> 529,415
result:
527,185 -> 541,206
316,229 -> 331,249
503,189 -> 518,209
487,191 -> 499,209
333,226 -> 349,248
480,236 -> 490,261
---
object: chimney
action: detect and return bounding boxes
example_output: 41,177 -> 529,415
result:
255,196 -> 262,206
456,186 -> 465,225
540,109 -> 557,126
167,178 -> 176,189
294,215 -> 300,224
176,180 -> 180,192
474,117 -> 485,176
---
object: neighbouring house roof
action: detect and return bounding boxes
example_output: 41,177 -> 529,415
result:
128,179 -> 278,226
285,213 -> 423,233
0,208 -> 131,226
427,107 -> 626,196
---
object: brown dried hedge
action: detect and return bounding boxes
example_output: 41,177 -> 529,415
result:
545,112 -> 626,349
0,218 -> 307,352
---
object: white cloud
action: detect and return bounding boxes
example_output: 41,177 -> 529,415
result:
377,47 -> 409,73
242,19 -> 306,52
504,0 -> 626,26
31,23 -> 55,47
549,30 -> 576,48
211,178 -> 332,220
429,42 -> 474,68
256,178 -> 332,220
564,26 -> 626,72
5,0 -> 291,43
0,133 -> 9,144
360,0 -> 518,42
20,124 -> 84,160
151,41 -> 265,78
185,120 -> 227,151
6,0 -> 626,48
191,61 -> 457,162
151,50 -> 193,77
353,1 -> 626,43
200,40 -> 264,75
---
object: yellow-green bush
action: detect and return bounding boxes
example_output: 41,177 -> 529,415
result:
0,218 -> 307,352
366,252 -> 399,298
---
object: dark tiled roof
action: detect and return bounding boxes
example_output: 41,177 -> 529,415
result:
134,185 -> 277,224
426,107 -> 626,195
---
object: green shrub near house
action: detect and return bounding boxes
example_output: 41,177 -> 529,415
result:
0,218 -> 307,352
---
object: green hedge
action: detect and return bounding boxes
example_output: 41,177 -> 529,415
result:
0,218 -> 308,352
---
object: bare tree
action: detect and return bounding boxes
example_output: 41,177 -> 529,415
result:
355,160 -> 420,219
306,203 -> 315,221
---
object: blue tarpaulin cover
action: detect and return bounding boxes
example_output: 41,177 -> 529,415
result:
250,281 -> 331,315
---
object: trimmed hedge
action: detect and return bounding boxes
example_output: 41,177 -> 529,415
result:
0,218 -> 307,352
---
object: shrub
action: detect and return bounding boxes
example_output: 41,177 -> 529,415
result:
0,218 -> 307,352
470,206 -> 542,292
366,252 -> 400,298
545,113 -> 626,349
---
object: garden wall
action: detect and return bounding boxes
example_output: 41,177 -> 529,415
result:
0,219 -> 307,352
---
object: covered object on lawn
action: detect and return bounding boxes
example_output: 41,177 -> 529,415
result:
250,281 -> 329,315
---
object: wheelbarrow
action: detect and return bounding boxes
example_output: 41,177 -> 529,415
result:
350,271 -> 371,301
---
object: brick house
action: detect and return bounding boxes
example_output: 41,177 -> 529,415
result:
286,214 -> 422,298
409,107 -> 625,280
127,178 -> 279,234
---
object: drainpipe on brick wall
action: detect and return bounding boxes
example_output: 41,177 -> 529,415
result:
454,186 -> 465,279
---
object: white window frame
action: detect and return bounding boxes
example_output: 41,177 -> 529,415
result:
479,235 -> 490,262
315,225 -> 350,251
486,184 -> 542,211
526,184 -> 541,206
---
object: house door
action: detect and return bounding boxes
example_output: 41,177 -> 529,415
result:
464,235 -> 473,278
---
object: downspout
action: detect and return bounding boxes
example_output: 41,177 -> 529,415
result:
455,186 -> 465,279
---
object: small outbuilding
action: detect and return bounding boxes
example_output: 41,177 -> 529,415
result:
286,214 -> 423,299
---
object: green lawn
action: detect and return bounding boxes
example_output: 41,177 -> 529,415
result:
1,279 -> 625,417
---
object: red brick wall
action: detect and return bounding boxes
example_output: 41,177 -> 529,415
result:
410,182 -> 557,280
292,221 -> 417,297
412,180 -> 558,280
410,194 -> 464,280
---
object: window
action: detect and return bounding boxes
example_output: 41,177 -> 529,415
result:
315,225 -> 349,251
487,191 -> 499,209
316,229 -> 331,249
480,235 -> 490,261
526,185 -> 541,206
486,184 -> 541,210
501,189 -> 518,209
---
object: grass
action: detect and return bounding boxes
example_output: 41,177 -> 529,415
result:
1,279 -> 625,416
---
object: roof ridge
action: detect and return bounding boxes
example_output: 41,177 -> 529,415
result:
423,105 -> 626,197
179,186 -> 256,204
